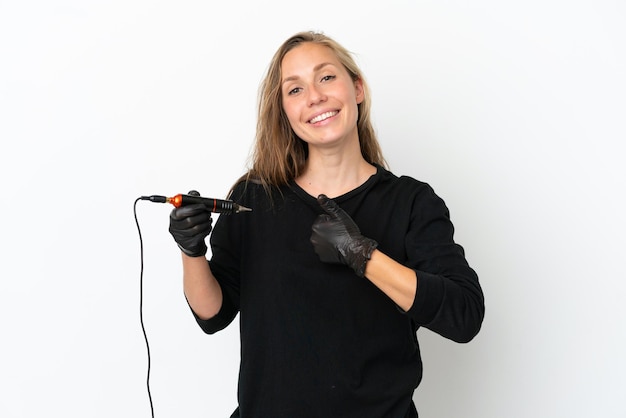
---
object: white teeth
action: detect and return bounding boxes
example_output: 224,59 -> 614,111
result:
309,111 -> 337,124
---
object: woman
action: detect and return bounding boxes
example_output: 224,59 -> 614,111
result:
169,31 -> 484,418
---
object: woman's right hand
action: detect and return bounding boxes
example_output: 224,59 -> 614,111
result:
169,203 -> 213,257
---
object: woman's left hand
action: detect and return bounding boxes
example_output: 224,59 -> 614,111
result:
310,194 -> 378,277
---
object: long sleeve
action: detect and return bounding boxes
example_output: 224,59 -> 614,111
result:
189,186 -> 247,335
403,184 -> 485,343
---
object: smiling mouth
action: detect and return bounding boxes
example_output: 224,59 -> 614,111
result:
308,111 -> 338,124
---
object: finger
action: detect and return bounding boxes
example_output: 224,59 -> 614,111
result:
170,203 -> 210,220
311,214 -> 332,234
186,219 -> 213,236
170,216 -> 213,237
171,211 -> 212,228
170,209 -> 212,232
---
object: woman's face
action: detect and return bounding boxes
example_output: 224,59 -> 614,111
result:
280,42 -> 364,149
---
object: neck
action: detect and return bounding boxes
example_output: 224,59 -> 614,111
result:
296,152 -> 376,198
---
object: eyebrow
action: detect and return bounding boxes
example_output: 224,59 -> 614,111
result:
282,62 -> 334,85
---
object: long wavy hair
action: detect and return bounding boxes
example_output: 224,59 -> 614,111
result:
234,31 -> 387,195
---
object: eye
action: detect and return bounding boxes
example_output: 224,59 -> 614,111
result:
321,75 -> 336,82
287,87 -> 302,96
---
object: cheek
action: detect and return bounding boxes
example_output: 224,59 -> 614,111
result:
282,101 -> 301,126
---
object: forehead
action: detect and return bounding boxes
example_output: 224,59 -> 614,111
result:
281,42 -> 341,75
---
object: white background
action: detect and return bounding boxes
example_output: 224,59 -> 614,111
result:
1,1 -> 625,417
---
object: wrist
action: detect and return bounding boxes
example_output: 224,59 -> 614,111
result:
178,242 -> 207,258
352,237 -> 378,278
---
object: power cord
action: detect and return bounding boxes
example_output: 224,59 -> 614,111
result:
133,197 -> 155,418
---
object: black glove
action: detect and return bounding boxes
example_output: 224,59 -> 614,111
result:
310,194 -> 378,277
169,195 -> 213,257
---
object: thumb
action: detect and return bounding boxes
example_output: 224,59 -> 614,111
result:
317,194 -> 342,218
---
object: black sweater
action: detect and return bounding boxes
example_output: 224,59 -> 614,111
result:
192,166 -> 485,418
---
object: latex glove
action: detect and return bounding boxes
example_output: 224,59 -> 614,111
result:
310,194 -> 378,277
169,191 -> 213,257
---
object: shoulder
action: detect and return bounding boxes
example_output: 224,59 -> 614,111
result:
228,175 -> 294,215
374,166 -> 449,214
376,165 -> 433,195
229,178 -> 267,205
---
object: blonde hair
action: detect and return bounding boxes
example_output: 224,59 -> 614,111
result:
236,31 -> 387,194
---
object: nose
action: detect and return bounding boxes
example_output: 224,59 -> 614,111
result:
307,84 -> 326,106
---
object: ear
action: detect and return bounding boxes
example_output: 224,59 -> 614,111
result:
354,78 -> 365,104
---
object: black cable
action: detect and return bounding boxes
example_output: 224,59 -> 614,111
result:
134,197 -> 155,418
